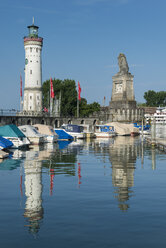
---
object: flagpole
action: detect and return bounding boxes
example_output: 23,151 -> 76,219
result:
20,73 -> 22,112
59,90 -> 61,117
77,81 -> 81,118
77,92 -> 79,118
50,82 -> 51,115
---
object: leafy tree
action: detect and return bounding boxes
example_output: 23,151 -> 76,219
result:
144,90 -> 166,107
42,78 -> 100,117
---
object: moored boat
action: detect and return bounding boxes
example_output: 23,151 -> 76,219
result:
133,123 -> 150,135
33,124 -> 58,143
0,124 -> 30,148
61,124 -> 85,139
94,125 -> 116,138
18,125 -> 46,145
145,107 -> 166,124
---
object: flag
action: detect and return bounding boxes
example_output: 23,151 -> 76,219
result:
44,107 -> 48,112
20,74 -> 22,97
78,81 -> 81,101
50,77 -> 54,98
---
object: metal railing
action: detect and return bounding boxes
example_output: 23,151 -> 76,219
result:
0,109 -> 18,116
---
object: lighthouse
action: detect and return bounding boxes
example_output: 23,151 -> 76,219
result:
23,19 -> 43,113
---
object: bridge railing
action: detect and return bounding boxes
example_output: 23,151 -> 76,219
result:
0,109 -> 18,116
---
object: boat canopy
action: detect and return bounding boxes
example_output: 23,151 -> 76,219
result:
0,136 -> 13,149
62,124 -> 84,133
33,124 -> 56,136
0,124 -> 25,138
55,129 -> 74,140
18,125 -> 43,137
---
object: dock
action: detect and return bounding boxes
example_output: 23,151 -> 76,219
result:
145,137 -> 166,153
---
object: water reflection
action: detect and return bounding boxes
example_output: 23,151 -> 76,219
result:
22,142 -> 79,235
0,134 -> 164,238
109,137 -> 138,211
23,148 -> 44,235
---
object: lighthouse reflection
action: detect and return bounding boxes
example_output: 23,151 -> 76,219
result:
23,142 -> 77,235
23,148 -> 44,235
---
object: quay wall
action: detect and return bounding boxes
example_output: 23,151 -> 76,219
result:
0,107 -> 144,127
0,115 -> 99,128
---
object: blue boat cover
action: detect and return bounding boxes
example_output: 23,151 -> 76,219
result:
55,129 -> 74,140
0,124 -> 25,138
0,136 -> 13,148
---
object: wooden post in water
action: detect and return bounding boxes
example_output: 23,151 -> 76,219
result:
151,118 -> 156,146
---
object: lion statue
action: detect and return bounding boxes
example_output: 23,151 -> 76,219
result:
118,53 -> 129,74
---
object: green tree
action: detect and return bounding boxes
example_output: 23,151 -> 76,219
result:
42,78 -> 100,117
144,90 -> 166,107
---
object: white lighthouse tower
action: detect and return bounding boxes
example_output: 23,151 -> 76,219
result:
23,19 -> 43,113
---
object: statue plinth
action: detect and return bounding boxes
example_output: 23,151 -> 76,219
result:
109,53 -> 136,110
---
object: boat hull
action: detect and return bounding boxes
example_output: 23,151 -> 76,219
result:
95,132 -> 116,138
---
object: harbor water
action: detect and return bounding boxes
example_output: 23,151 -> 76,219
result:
0,134 -> 166,248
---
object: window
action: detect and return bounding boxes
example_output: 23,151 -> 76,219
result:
37,96 -> 39,100
30,96 -> 32,99
36,48 -> 38,53
30,70 -> 32,74
30,47 -> 32,52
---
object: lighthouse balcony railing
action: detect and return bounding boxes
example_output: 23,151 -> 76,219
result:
24,37 -> 43,42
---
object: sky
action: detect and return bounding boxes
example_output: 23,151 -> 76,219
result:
0,0 -> 166,110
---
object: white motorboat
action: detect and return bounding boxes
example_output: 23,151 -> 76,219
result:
0,124 -> 30,148
18,125 -> 46,145
61,124 -> 85,139
94,125 -> 116,138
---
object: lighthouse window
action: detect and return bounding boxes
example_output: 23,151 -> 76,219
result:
30,70 -> 32,74
37,80 -> 38,85
30,47 -> 32,52
30,96 -> 32,100
36,48 -> 38,53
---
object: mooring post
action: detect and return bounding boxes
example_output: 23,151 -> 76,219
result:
151,118 -> 156,147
